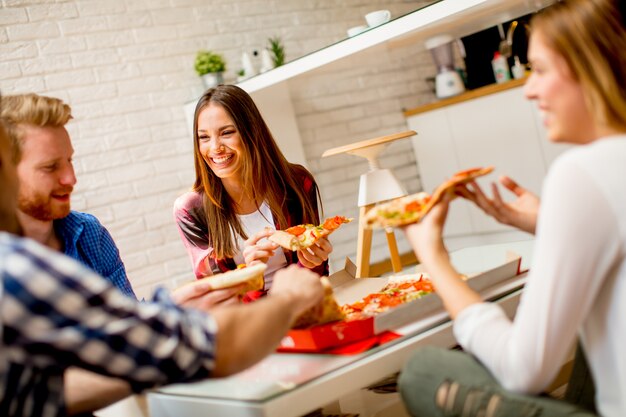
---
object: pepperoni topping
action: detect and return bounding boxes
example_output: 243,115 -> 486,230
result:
286,225 -> 306,236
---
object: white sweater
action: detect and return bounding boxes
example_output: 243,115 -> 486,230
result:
454,136 -> 626,417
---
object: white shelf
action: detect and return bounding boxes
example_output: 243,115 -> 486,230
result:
236,0 -> 555,94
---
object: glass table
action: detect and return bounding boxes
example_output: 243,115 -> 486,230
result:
148,240 -> 533,417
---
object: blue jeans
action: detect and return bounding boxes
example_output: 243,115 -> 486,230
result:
398,346 -> 596,417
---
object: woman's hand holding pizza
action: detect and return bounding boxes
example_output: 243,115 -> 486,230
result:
297,237 -> 333,269
402,192 -> 452,265
243,228 -> 279,266
457,175 -> 539,234
172,279 -> 242,311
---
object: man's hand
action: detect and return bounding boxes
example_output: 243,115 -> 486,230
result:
171,279 -> 242,310
243,228 -> 279,266
270,265 -> 324,321
211,265 -> 323,376
65,368 -> 131,415
457,176 -> 539,234
297,237 -> 332,269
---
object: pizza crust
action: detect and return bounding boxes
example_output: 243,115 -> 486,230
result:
268,230 -> 300,251
187,263 -> 267,295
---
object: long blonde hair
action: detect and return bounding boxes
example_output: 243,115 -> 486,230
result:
192,85 -> 321,259
0,93 -> 72,163
531,0 -> 626,132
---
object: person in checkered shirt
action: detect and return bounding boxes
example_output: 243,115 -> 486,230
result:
0,99 -> 324,417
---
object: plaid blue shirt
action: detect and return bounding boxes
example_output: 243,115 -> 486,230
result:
0,232 -> 218,417
55,211 -> 136,298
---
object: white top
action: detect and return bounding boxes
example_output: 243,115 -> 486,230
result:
454,136 -> 626,417
233,202 -> 287,290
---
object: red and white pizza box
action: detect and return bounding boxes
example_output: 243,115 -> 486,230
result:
278,251 -> 523,353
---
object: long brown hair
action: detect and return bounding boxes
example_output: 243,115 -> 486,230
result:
531,0 -> 626,132
192,85 -> 321,259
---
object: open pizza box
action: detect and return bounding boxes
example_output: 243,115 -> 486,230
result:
278,250 -> 523,353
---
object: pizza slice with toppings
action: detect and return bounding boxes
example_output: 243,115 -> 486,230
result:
365,166 -> 494,228
292,277 -> 345,329
364,191 -> 432,228
269,215 -> 353,251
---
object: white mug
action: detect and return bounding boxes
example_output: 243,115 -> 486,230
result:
365,10 -> 391,27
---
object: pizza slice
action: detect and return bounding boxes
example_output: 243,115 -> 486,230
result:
292,277 -> 345,329
269,215 -> 353,251
381,273 -> 435,302
365,166 -> 494,228
183,263 -> 266,296
364,191 -> 432,228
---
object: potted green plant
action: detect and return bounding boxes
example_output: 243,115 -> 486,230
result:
267,36 -> 285,67
236,68 -> 246,83
194,50 -> 226,89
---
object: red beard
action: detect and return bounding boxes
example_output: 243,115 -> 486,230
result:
18,188 -> 72,221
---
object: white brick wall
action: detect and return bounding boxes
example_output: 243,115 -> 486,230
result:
1,0 -> 436,299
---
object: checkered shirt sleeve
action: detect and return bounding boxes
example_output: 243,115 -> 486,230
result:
1,233 -> 218,417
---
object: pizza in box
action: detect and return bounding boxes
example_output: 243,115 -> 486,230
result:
291,273 -> 435,329
340,273 -> 435,321
281,272 -> 436,352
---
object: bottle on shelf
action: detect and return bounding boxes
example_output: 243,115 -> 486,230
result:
241,52 -> 257,78
491,51 -> 511,84
511,55 -> 525,79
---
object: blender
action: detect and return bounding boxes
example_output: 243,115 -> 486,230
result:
425,34 -> 466,98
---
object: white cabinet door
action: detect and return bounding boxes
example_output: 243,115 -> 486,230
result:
447,87 -> 548,234
408,108 -> 473,237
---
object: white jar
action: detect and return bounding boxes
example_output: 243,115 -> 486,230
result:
492,51 -> 511,84
511,56 -> 525,80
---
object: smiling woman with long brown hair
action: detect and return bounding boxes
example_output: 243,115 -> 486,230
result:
398,0 -> 626,416
174,85 -> 330,298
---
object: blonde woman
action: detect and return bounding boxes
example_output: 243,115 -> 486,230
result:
399,0 -> 626,416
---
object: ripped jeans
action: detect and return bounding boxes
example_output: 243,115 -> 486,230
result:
398,346 -> 596,417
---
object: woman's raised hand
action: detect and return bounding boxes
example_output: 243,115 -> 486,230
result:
243,228 -> 279,266
297,237 -> 333,269
457,176 -> 539,234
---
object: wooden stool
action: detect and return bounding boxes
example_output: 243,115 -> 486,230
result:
322,130 -> 416,277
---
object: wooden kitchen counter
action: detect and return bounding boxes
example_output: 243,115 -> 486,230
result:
404,77 -> 528,117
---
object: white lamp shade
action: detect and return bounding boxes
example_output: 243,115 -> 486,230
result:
358,168 -> 407,207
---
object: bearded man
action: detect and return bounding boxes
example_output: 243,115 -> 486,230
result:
0,93 -> 135,297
